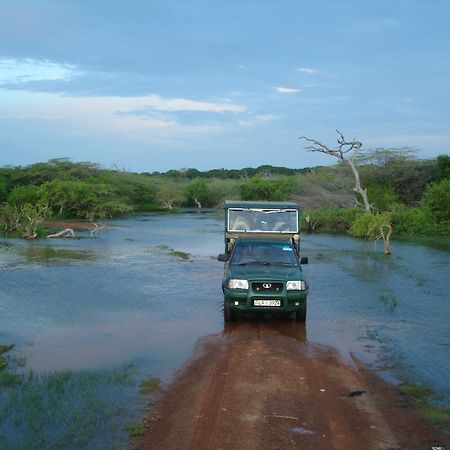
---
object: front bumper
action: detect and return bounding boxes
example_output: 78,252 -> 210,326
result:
224,285 -> 307,313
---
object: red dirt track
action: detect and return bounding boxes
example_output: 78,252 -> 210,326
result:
138,322 -> 448,450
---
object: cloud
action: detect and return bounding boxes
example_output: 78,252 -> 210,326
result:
117,95 -> 246,114
297,67 -> 318,74
0,114 -> 62,121
0,58 -> 77,84
0,89 -> 246,143
274,86 -> 302,94
238,113 -> 281,127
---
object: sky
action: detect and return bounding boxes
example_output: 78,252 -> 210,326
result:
1,0 -> 449,172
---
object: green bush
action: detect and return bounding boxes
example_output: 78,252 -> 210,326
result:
392,207 -> 434,235
302,207 -> 362,233
7,184 -> 41,206
365,183 -> 401,212
184,178 -> 220,207
422,179 -> 450,224
239,176 -> 290,201
349,212 -> 392,240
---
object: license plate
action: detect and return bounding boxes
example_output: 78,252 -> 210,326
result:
253,299 -> 281,307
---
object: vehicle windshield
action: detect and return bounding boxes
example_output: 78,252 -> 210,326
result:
227,208 -> 298,233
230,241 -> 298,266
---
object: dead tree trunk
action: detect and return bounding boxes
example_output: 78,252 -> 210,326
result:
47,228 -> 75,238
299,130 -> 371,212
299,130 -> 393,255
381,223 -> 393,255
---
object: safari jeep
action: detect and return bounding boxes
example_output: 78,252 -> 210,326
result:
218,201 -> 309,322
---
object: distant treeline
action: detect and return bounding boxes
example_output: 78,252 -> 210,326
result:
0,152 -> 449,238
150,165 -> 313,179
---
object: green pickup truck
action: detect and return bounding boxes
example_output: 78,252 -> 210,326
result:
218,201 -> 309,322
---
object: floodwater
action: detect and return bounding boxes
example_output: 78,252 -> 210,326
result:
0,211 -> 449,448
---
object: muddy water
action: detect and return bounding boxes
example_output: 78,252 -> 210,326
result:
0,212 -> 449,447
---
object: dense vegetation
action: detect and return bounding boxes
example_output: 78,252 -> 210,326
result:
0,152 -> 449,239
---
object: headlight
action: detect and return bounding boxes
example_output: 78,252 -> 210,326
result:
286,280 -> 306,290
228,279 -> 249,290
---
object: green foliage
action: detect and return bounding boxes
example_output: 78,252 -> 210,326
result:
365,183 -> 401,212
302,207 -> 362,233
437,154 -> 450,180
349,212 -> 392,240
392,207 -> 434,235
359,149 -> 437,206
239,175 -> 290,201
0,203 -> 21,231
0,202 -> 50,236
422,179 -> 450,224
0,156 -> 448,240
184,178 -> 219,207
7,184 -> 41,206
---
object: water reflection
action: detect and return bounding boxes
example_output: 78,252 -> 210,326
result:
223,318 -> 307,342
0,214 -> 449,397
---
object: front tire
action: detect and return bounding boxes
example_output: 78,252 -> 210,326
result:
224,300 -> 235,322
294,303 -> 307,322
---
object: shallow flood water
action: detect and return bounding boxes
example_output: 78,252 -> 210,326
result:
0,211 -> 449,448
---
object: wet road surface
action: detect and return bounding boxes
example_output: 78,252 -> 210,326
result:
138,321 -> 448,450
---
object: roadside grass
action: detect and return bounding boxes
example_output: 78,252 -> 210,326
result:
126,376 -> 162,445
0,354 -> 140,450
139,377 -> 160,395
146,245 -> 191,261
394,236 -> 450,252
399,383 -> 450,431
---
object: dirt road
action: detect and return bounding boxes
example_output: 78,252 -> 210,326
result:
138,321 -> 447,450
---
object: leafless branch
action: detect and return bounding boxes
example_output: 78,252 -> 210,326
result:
299,130 -> 362,161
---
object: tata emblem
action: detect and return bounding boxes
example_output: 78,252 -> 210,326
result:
263,283 -> 272,289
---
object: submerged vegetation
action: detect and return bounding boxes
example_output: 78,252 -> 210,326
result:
0,346 -> 141,450
0,152 -> 449,242
399,383 -> 450,431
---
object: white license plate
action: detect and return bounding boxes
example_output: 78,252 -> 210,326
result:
253,299 -> 281,307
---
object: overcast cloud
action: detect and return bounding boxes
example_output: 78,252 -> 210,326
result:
1,0 -> 449,171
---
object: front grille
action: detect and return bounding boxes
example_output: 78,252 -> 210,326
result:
252,282 -> 283,293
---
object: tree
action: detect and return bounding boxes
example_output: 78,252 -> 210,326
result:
239,176 -> 289,201
300,130 -> 371,211
300,130 -> 393,254
436,154 -> 450,180
422,178 -> 450,224
184,179 -> 214,208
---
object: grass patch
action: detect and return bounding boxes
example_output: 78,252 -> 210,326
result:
167,250 -> 190,260
139,377 -> 161,395
399,383 -> 450,430
126,422 -> 148,440
0,364 -> 138,449
147,245 -> 191,261
0,344 -> 14,372
394,236 -> 450,252
379,293 -> 398,311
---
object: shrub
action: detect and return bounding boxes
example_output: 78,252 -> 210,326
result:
422,179 -> 450,224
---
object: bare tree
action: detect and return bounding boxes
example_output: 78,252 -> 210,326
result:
299,130 -> 371,212
299,130 -> 393,255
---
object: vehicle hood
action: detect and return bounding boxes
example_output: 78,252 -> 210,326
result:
228,263 -> 304,281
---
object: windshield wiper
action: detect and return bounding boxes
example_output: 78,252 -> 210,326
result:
269,261 -> 296,266
234,261 -> 260,266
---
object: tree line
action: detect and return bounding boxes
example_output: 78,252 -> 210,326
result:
0,153 -> 448,239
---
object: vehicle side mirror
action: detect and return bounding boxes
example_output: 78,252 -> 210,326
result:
300,256 -> 308,265
218,254 -> 228,262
